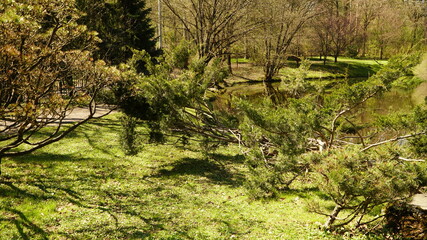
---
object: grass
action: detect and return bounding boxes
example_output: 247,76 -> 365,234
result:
230,58 -> 250,64
227,57 -> 387,85
1,114 -> 381,239
307,57 -> 386,79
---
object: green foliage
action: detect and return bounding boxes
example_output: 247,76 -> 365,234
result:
369,52 -> 423,89
238,97 -> 320,155
234,52 -> 427,229
280,60 -> 317,98
77,0 -> 159,71
391,76 -> 424,90
311,147 -> 425,229
130,51 -> 236,145
110,50 -> 156,122
119,114 -> 141,155
244,149 -> 309,199
375,112 -> 413,131
410,135 -> 427,155
0,0 -> 120,159
415,53 -> 427,81
236,97 -> 322,198
167,40 -> 193,69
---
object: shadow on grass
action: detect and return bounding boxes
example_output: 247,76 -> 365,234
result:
87,118 -> 122,128
0,207 -> 48,240
310,61 -> 377,78
0,181 -> 49,200
208,153 -> 246,164
154,157 -> 244,186
0,175 -> 164,239
79,123 -> 121,157
12,152 -> 88,163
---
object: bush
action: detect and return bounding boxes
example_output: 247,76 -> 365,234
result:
169,40 -> 193,69
119,114 -> 141,155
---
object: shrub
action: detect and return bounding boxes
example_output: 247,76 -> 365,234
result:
119,114 -> 141,155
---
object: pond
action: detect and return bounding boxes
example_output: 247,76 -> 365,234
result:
221,79 -> 427,123
359,81 -> 427,124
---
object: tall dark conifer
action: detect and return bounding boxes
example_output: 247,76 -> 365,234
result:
77,0 -> 159,70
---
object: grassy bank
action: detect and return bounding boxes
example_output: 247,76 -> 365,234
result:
227,57 -> 387,85
1,114 -> 382,239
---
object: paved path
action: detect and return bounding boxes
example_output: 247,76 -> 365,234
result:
59,105 -> 116,123
1,105 -> 117,130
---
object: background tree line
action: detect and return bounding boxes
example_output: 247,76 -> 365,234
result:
148,0 -> 427,72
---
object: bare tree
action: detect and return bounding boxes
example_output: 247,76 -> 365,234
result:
161,0 -> 256,63
353,0 -> 385,57
247,0 -> 318,100
404,0 -> 427,48
318,0 -> 359,62
369,1 -> 405,59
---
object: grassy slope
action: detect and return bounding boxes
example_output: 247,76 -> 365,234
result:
1,114 -> 378,240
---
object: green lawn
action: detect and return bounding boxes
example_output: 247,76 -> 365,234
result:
282,57 -> 386,79
228,57 -> 387,85
307,57 -> 386,78
230,58 -> 251,64
0,114 -> 381,239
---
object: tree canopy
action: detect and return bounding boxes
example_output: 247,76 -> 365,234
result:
77,0 -> 159,71
0,0 -> 119,170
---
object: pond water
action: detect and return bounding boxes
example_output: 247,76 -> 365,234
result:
358,82 -> 427,124
222,79 -> 427,123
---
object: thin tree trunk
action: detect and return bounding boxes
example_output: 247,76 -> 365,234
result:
324,205 -> 342,229
411,25 -> 418,49
244,37 -> 248,59
362,36 -> 367,57
227,54 -> 232,74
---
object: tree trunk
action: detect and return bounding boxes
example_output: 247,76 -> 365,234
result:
362,37 -> 367,58
324,205 -> 342,229
411,25 -> 418,49
264,63 -> 275,83
263,80 -> 278,104
227,54 -> 232,74
244,37 -> 248,59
